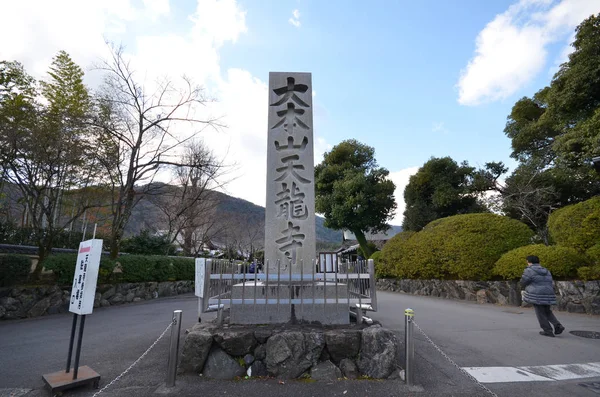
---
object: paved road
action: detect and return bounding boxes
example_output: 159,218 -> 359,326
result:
370,291 -> 600,397
0,291 -> 599,397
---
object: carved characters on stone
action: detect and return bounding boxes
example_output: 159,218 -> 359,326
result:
270,77 -> 310,134
268,75 -> 313,264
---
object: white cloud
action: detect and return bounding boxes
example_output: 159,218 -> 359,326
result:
388,167 -> 420,226
289,9 -> 301,27
0,0 -> 332,210
190,0 -> 247,46
457,0 -> 600,106
0,0 -> 137,78
143,0 -> 170,20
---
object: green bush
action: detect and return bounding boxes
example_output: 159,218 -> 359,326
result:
586,244 -> 600,264
43,254 -> 116,285
548,196 -> 600,252
493,244 -> 590,280
380,231 -> 416,278
43,253 -> 195,285
369,251 -> 386,278
577,265 -> 600,281
171,258 -> 195,280
116,255 -> 194,282
383,214 -> 534,280
0,255 -> 32,287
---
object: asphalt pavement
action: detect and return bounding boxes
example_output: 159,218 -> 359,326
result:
1,291 -> 599,397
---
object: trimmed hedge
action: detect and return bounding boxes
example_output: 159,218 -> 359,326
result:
381,214 -> 534,280
548,196 -> 600,252
369,251 -> 386,278
379,231 -> 416,278
0,255 -> 32,287
43,254 -> 117,285
43,254 -> 195,285
493,244 -> 590,280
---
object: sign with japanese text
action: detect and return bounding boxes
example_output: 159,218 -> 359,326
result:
195,258 -> 206,298
265,72 -> 316,274
69,239 -> 103,315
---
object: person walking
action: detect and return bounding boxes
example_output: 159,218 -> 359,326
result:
520,255 -> 565,337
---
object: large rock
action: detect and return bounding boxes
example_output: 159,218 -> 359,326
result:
324,329 -> 361,363
27,297 -> 50,317
476,289 -> 488,304
339,358 -> 358,379
213,329 -> 257,356
109,293 -> 124,305
310,360 -> 341,381
254,344 -> 266,361
357,325 -> 398,379
202,346 -> 245,379
265,331 -> 324,379
254,328 -> 273,344
101,287 -> 116,300
180,330 -> 213,373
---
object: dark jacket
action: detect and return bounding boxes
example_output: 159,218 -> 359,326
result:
520,264 -> 557,305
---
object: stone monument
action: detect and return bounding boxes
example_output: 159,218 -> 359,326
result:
229,72 -> 348,325
265,72 -> 316,274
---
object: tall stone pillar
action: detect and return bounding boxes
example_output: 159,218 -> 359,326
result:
230,72 -> 348,325
264,72 -> 316,275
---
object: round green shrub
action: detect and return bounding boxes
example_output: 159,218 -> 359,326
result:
380,231 -> 416,278
0,255 -> 32,287
494,244 -> 590,280
548,196 -> 600,252
384,214 -> 534,280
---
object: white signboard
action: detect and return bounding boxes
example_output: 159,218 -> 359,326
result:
69,239 -> 103,315
195,258 -> 206,298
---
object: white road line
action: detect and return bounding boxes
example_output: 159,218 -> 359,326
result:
462,367 -> 553,383
463,362 -> 600,383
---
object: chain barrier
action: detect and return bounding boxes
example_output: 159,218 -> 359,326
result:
90,320 -> 174,397
411,320 -> 500,397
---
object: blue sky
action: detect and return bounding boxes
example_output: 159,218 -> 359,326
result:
2,0 -> 599,225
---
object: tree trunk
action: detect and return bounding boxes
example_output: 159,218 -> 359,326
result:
31,241 -> 51,281
353,230 -> 373,259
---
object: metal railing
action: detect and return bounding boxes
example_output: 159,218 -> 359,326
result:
199,258 -> 377,315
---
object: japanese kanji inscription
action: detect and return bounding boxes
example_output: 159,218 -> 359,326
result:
265,73 -> 316,274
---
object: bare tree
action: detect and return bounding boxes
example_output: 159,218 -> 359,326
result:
91,45 -> 222,258
476,162 -> 559,245
216,212 -> 264,260
145,140 -> 230,255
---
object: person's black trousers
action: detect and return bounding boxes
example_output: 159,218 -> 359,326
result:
533,304 -> 560,333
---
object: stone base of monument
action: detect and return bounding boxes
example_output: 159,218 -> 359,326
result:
179,321 -> 402,380
229,281 -> 349,325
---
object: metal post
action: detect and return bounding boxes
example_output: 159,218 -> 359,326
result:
65,313 -> 78,373
405,308 -> 415,386
73,315 -> 86,379
166,310 -> 183,387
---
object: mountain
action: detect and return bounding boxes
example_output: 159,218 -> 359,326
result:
1,180 -> 401,250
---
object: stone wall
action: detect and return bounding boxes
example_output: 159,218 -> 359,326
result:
0,281 -> 193,320
376,279 -> 600,315
180,322 -> 401,380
